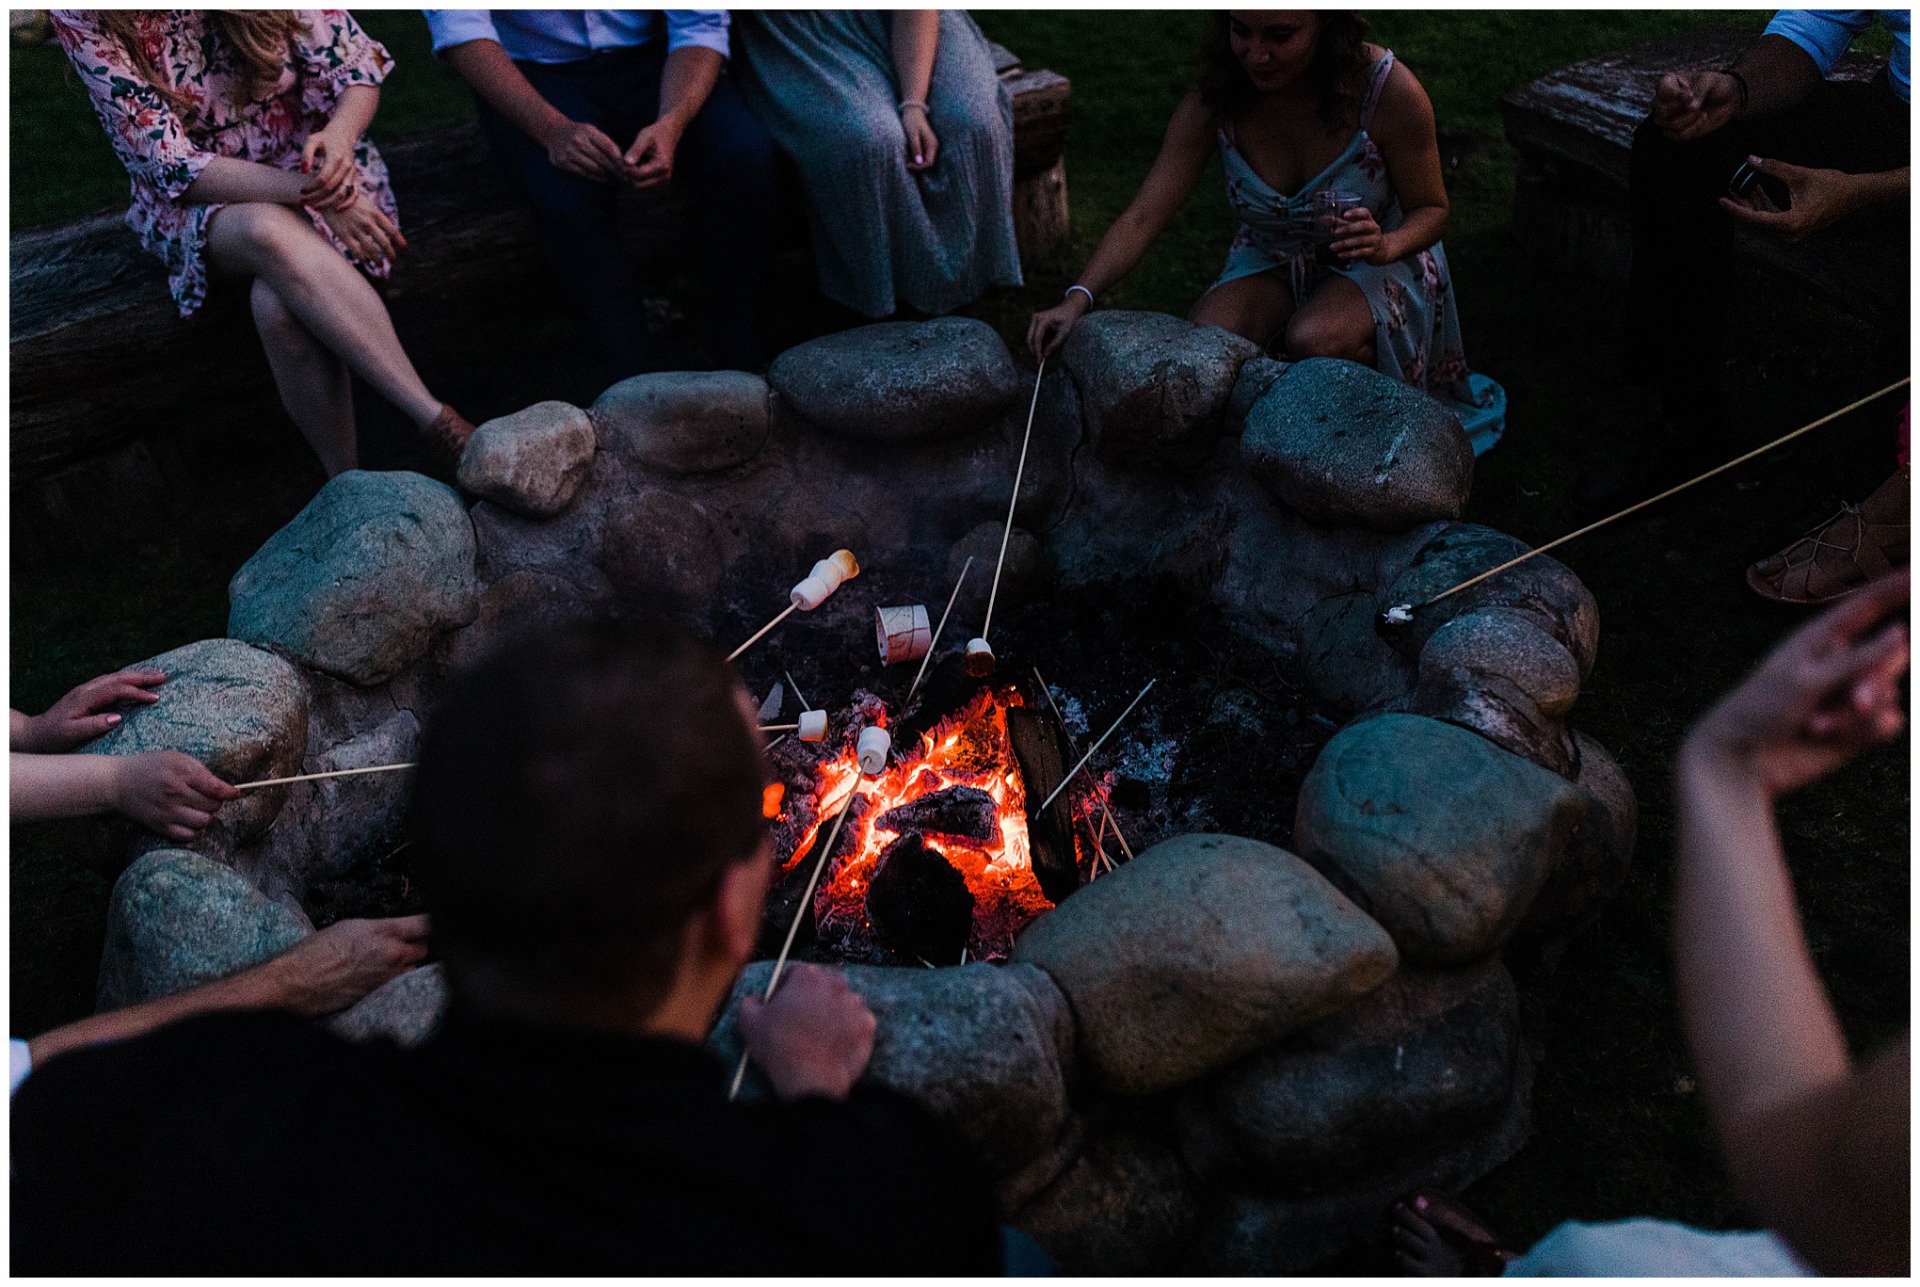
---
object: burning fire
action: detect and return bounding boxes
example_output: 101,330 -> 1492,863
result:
779,685 -> 1063,957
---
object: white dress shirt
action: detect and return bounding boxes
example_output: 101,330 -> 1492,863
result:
421,10 -> 730,63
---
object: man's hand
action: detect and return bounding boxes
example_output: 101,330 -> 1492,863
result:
109,750 -> 241,840
261,915 -> 432,1016
16,668 -> 165,753
1720,156 -> 1873,243
623,118 -> 684,188
1652,70 -> 1743,141
1682,569 -> 1907,799
543,117 -> 627,182
735,962 -> 876,1101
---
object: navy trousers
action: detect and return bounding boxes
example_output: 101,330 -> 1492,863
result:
477,43 -> 779,380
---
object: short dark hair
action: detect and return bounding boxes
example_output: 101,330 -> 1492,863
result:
411,617 -> 769,1013
1198,10 -> 1371,130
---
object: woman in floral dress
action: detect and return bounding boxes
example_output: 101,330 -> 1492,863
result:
1029,11 -> 1503,452
52,10 -> 474,475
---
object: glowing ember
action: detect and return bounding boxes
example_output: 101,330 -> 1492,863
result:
779,685 -> 1068,957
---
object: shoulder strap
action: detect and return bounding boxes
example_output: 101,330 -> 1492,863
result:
1359,51 -> 1396,131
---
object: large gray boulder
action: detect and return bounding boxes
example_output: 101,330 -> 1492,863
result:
1518,731 -> 1638,944
1061,311 -> 1262,468
1381,524 -> 1599,679
1012,833 -> 1398,1095
592,370 -> 771,474
84,638 -> 309,847
1014,1111 -> 1203,1274
456,401 -> 596,518
770,318 -> 1021,443
1294,714 -> 1588,964
1242,358 -> 1472,531
1419,608 -> 1580,718
1179,958 -> 1521,1185
96,849 -> 310,1009
1224,356 -> 1290,437
228,470 -> 479,686
329,962 -> 448,1047
712,961 -> 1077,1182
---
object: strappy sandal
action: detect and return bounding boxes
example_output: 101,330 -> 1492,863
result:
1393,1189 -> 1517,1277
1747,502 -> 1908,605
421,404 -> 476,473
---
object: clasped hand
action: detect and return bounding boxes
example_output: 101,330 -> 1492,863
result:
544,116 -> 682,189
1720,155 -> 1862,243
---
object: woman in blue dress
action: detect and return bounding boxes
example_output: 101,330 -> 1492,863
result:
1029,11 -> 1501,451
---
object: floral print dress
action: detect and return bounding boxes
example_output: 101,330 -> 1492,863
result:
1212,51 -> 1504,452
51,10 -> 396,318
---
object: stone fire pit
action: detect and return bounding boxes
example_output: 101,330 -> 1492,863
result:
83,312 -> 1634,1273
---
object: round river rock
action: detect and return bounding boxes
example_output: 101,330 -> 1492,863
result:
769,317 -> 1020,443
592,370 -> 770,474
1061,311 -> 1263,468
456,400 -> 596,518
1012,833 -> 1398,1095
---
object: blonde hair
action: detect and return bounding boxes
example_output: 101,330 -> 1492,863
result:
95,11 -> 308,122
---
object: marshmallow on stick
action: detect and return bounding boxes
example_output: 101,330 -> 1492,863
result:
856,726 -> 892,775
797,709 -> 828,742
964,636 -> 995,677
790,549 -> 860,610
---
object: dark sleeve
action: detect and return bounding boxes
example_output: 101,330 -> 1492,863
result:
763,1085 -> 1004,1274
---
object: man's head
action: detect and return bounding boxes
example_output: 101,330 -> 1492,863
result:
412,617 -> 772,1030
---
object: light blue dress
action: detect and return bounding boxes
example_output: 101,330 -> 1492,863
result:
1211,51 -> 1504,453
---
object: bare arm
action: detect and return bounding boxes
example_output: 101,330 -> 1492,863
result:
1673,570 -> 1910,1274
180,157 -> 313,206
1337,61 -> 1447,266
26,915 -> 431,1069
1029,91 -> 1217,358
11,750 -> 238,841
444,38 -> 625,182
891,10 -> 939,106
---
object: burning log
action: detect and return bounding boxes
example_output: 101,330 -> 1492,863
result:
876,784 -> 1001,846
865,833 -> 976,964
1006,706 -> 1081,905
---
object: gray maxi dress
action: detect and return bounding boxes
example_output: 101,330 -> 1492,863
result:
733,10 -> 1024,318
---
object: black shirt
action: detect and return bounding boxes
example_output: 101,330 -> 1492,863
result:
12,1009 -> 1001,1275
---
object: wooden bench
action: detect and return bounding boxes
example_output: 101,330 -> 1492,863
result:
1499,29 -> 1904,327
9,44 -> 1070,557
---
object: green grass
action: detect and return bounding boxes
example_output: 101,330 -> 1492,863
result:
10,9 -> 1907,1265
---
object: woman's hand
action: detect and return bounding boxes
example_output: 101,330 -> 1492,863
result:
16,668 -> 165,753
1330,208 -> 1390,265
901,103 -> 939,172
299,126 -> 358,210
109,750 -> 242,840
1028,292 -> 1091,362
319,188 -> 406,264
1682,569 -> 1908,799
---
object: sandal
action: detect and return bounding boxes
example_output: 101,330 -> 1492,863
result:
1392,1189 -> 1517,1277
421,404 -> 476,473
1747,503 -> 1908,605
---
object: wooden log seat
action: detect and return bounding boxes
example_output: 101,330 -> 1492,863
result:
8,44 -> 1070,552
1499,29 -> 1903,327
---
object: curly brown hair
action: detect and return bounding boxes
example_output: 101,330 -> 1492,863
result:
1198,11 -> 1372,130
94,11 -> 308,123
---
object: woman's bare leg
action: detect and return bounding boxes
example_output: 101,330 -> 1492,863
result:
1191,271 -> 1296,349
1284,275 -> 1377,365
208,203 -> 443,429
250,278 -> 357,476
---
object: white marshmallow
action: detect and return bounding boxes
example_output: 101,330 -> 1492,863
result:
797,709 -> 828,742
963,637 -> 995,677
856,726 -> 891,776
790,575 -> 833,610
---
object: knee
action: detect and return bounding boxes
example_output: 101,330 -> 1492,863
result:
248,280 -> 303,345
1284,311 -> 1371,362
220,204 -> 310,267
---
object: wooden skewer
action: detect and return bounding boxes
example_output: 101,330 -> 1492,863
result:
1032,667 -> 1135,861
237,762 -> 416,792
728,778 -> 868,1101
906,555 -> 975,705
979,360 -> 1047,646
727,602 -> 798,663
1038,679 -> 1156,815
765,734 -> 790,752
1402,376 -> 1910,617
784,670 -> 810,713
759,723 -> 799,733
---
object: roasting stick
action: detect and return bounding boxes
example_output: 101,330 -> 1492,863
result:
236,762 -> 416,792
966,361 -> 1047,676
1037,679 -> 1157,814
728,603 -> 797,662
1380,377 -> 1910,630
760,723 -> 799,733
728,776 -> 870,1101
906,556 -> 975,705
785,671 -> 810,712
729,550 -> 862,662
1032,667 -> 1134,862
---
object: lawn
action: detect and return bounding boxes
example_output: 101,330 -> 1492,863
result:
10,9 -> 1907,1266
